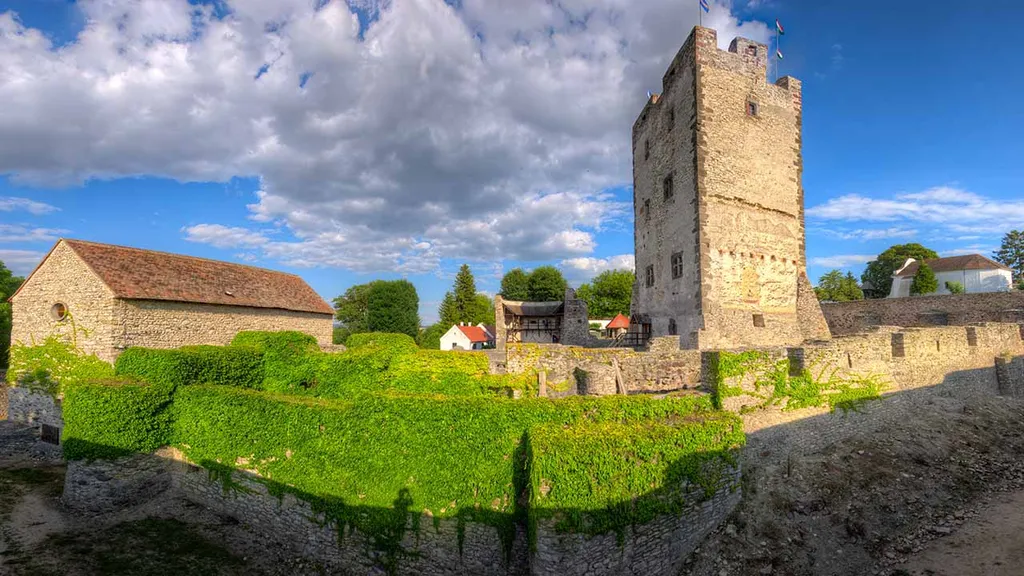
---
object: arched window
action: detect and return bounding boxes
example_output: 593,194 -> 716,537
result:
668,318 -> 677,336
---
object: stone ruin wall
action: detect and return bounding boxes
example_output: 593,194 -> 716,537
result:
821,291 -> 1024,336
61,444 -> 741,576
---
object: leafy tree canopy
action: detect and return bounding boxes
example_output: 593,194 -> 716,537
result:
499,268 -> 530,301
527,266 -> 568,302
861,243 -> 938,299
910,263 -> 938,295
366,280 -> 420,338
417,323 -> 447,350
577,269 -> 634,317
814,270 -> 864,302
994,230 -> 1024,284
332,282 -> 378,333
0,259 -> 24,369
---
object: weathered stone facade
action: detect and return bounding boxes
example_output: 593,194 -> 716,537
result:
9,240 -> 333,363
631,26 -> 829,350
821,291 -> 1024,336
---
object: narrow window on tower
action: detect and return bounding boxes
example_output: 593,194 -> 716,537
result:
668,107 -> 675,132
671,252 -> 684,279
663,173 -> 674,200
668,318 -> 677,336
746,100 -> 759,117
644,139 -> 651,160
644,199 -> 651,222
645,265 -> 655,288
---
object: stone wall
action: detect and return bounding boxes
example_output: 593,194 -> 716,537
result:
532,467 -> 741,576
6,387 -> 62,431
10,241 -> 120,362
821,292 -> 1024,336
996,354 -> 1024,397
505,338 -> 703,396
113,299 -> 334,353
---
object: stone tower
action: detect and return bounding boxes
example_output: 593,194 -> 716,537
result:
630,26 -> 830,350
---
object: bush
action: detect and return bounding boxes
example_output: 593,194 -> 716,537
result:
115,346 -> 264,390
529,415 -> 743,535
6,337 -> 114,396
231,331 -> 320,393
345,332 -> 418,354
945,281 -> 965,295
910,263 -> 938,295
62,378 -> 174,460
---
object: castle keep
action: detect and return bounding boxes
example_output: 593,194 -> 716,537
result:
631,27 -> 830,349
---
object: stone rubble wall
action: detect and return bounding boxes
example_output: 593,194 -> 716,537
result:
531,467 -> 741,576
821,292 -> 1024,336
505,337 -> 703,396
996,354 -> 1024,397
5,387 -> 62,430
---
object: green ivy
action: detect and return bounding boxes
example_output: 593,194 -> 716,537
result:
114,346 -> 264,390
710,350 -> 886,413
528,415 -> 743,539
6,336 -> 114,396
62,378 -> 174,460
230,331 -> 321,393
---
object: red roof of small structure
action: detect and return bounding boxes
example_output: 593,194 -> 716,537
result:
458,325 -> 493,343
607,313 -> 630,329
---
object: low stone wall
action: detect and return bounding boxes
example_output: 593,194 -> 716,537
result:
6,387 -> 62,431
505,337 -> 702,396
532,467 -> 741,576
60,449 -> 739,576
996,355 -> 1024,397
821,292 -> 1024,336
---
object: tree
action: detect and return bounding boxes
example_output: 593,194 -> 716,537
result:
332,282 -> 377,334
499,268 -> 530,301
453,264 -> 478,322
0,260 -> 24,369
471,293 -> 494,325
418,323 -> 447,350
861,243 -> 939,299
945,281 -> 965,295
910,263 -> 938,295
994,230 -> 1024,284
366,280 -> 420,338
527,266 -> 567,302
438,291 -> 458,327
814,270 -> 863,302
576,269 -> 634,317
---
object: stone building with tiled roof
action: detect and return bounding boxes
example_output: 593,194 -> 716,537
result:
889,254 -> 1013,298
8,239 -> 334,362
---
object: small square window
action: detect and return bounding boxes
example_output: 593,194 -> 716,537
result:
668,108 -> 675,131
663,174 -> 674,200
671,252 -> 684,279
752,314 -> 765,328
644,139 -> 650,161
645,265 -> 655,288
644,199 -> 651,222
41,424 -> 60,446
747,101 -> 759,116
745,45 -> 757,57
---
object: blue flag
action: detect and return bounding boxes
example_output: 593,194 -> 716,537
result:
700,0 -> 710,13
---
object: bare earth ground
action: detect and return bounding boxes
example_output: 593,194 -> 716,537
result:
683,394 -> 1024,576
3,392 -> 1024,576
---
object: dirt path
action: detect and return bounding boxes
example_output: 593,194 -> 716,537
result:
900,489 -> 1024,576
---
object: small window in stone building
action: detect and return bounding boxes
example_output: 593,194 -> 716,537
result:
745,45 -> 757,57
752,314 -> 765,328
50,302 -> 69,322
747,101 -> 759,117
644,198 -> 651,222
40,424 -> 60,446
644,139 -> 650,160
668,107 -> 675,131
671,251 -> 684,279
668,318 -> 677,336
663,174 -> 674,200
645,265 -> 655,288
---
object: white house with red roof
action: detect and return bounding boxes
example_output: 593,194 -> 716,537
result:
888,254 -> 1013,298
440,323 -> 496,350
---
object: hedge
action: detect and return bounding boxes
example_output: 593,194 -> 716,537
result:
528,415 -> 743,537
6,336 -> 115,396
115,346 -> 264,390
62,378 -> 174,460
165,387 -> 721,541
230,331 -> 320,393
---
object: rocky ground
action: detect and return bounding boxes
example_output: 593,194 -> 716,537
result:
683,393 -> 1024,576
3,390 -> 1024,575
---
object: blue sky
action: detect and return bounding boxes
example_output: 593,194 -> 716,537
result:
1,0 -> 1022,323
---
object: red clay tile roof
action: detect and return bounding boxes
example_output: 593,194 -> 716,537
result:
57,239 -> 334,315
457,325 -> 493,343
894,254 -> 1010,278
607,313 -> 630,329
